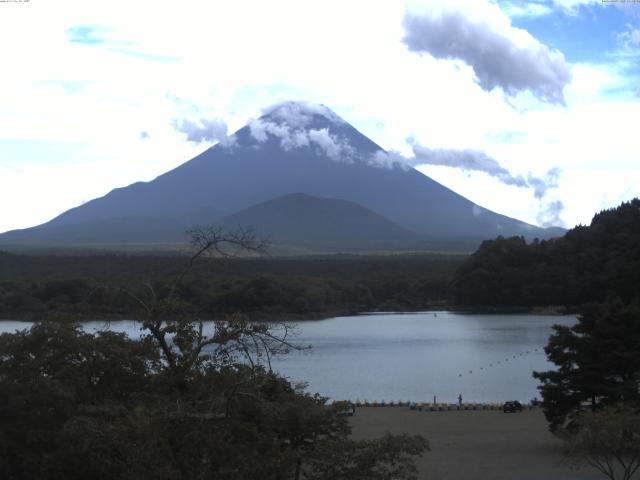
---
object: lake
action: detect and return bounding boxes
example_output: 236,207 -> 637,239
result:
0,312 -> 575,404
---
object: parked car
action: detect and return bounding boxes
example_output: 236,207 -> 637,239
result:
503,401 -> 523,413
335,401 -> 355,416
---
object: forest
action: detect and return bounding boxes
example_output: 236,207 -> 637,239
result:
452,199 -> 640,308
2,199 -> 640,320
0,251 -> 462,320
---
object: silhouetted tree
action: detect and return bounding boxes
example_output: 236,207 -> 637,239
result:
534,301 -> 640,432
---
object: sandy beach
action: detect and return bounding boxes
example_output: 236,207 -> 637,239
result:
350,407 -> 602,480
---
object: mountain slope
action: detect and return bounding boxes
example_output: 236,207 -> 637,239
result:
0,102 -> 564,250
219,193 -> 423,250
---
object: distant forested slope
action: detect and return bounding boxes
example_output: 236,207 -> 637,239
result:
452,199 -> 640,307
0,252 -> 463,320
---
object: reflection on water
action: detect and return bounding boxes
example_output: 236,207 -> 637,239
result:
0,312 -> 575,403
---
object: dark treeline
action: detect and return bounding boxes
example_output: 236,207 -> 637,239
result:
0,252 -> 464,320
452,199 -> 640,308
0,227 -> 428,479
3,198 -> 639,319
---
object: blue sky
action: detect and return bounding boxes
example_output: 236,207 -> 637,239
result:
511,2 -> 627,53
0,0 -> 638,233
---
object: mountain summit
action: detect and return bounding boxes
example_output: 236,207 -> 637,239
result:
0,102 -> 564,251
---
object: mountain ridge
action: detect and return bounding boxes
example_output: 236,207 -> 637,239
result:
0,102 -> 565,251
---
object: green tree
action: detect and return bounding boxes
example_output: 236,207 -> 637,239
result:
534,301 -> 640,432
563,406 -> 640,480
452,199 -> 640,309
0,226 -> 428,479
0,322 -> 159,480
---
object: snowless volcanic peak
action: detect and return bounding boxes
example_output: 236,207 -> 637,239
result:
0,99 -> 566,250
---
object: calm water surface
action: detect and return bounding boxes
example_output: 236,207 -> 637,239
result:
1,312 -> 575,403
270,312 -> 576,404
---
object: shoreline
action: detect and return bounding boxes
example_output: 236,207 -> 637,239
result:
347,402 -> 537,411
0,305 -> 578,323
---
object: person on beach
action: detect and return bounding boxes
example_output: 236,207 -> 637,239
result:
458,394 -> 462,407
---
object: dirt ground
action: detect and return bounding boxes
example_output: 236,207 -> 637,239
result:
349,407 -> 603,480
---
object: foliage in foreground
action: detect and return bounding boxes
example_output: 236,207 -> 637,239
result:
0,226 -> 427,479
563,406 -> 640,480
0,319 -> 427,480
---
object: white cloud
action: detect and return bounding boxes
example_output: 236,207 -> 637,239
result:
263,101 -> 346,128
402,0 -> 571,104
248,119 -> 290,144
0,0 -> 638,233
371,139 -> 563,225
172,117 -> 229,144
501,2 -> 553,18
369,150 -> 412,170
248,116 -> 355,162
617,23 -> 640,49
411,142 -> 529,188
527,168 -> 561,199
537,199 -> 565,227
551,0 -> 600,11
306,128 -> 354,161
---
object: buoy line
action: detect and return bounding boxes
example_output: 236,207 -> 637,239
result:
455,347 -> 542,378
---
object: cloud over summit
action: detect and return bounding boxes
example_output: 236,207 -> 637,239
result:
248,118 -> 355,162
402,2 -> 571,104
263,101 -> 346,128
244,101 -> 355,161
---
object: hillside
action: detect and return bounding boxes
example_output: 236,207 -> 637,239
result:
452,198 -> 640,307
219,193 -> 424,251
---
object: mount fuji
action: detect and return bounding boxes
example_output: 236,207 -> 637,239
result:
0,102 -> 564,251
